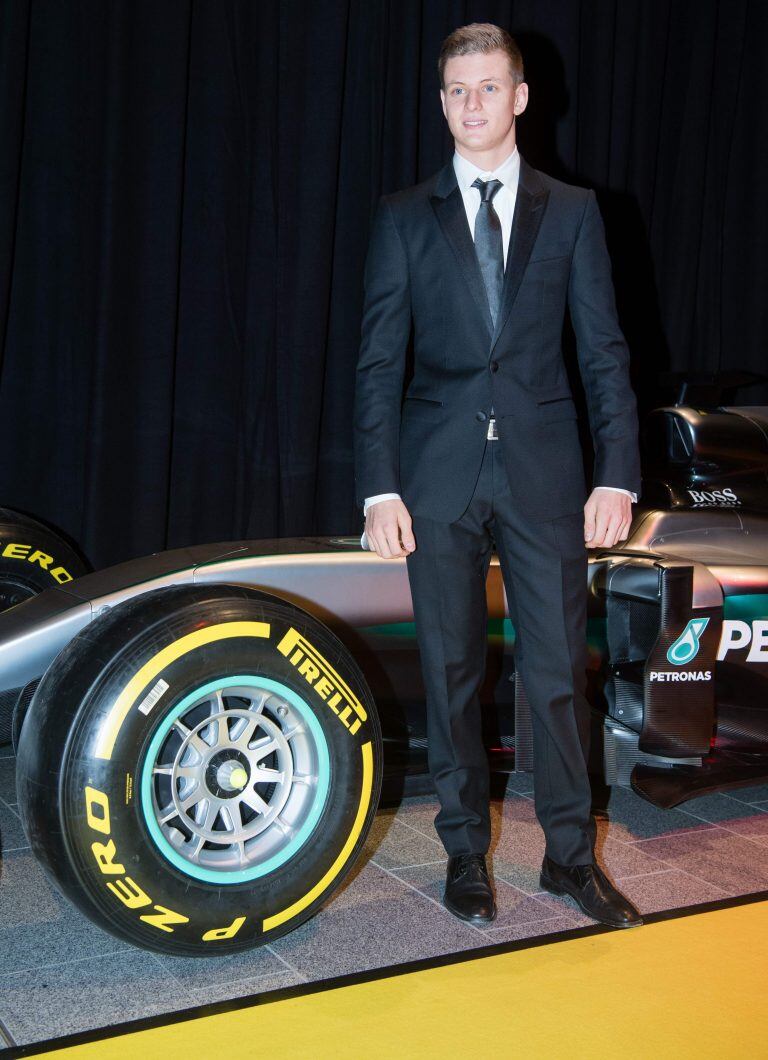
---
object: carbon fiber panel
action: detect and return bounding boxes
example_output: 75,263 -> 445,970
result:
640,564 -> 720,756
603,718 -> 700,786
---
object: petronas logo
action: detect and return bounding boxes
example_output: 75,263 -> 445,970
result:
666,618 -> 710,665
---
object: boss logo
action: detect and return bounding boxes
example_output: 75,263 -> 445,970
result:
687,488 -> 740,505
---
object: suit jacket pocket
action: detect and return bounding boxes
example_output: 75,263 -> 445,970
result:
537,395 -> 577,424
527,239 -> 571,264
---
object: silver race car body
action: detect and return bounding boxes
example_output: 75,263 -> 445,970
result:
2,404 -> 768,810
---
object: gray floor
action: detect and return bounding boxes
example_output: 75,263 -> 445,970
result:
1,748 -> 768,1051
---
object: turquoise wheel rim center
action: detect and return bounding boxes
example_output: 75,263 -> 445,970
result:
139,676 -> 331,884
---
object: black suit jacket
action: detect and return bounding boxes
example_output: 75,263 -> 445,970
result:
353,153 -> 640,523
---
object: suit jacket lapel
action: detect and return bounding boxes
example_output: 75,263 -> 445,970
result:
490,155 -> 550,352
430,153 -> 550,352
429,163 -> 494,339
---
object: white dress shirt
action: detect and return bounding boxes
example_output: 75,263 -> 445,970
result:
453,144 -> 520,268
362,147 -> 636,547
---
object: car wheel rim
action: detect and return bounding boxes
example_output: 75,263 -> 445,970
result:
0,577 -> 38,612
140,676 -> 331,884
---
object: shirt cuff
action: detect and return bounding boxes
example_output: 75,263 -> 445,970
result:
594,486 -> 638,503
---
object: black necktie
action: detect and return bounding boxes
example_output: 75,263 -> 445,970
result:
471,177 -> 504,328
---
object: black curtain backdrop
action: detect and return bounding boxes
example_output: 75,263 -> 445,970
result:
0,1 -> 766,567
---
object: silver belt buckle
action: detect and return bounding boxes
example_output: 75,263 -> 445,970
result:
487,416 -> 498,440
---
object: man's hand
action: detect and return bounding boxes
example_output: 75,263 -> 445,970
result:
366,498 -> 416,559
584,489 -> 633,548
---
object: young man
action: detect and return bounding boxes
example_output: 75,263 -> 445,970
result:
354,24 -> 642,928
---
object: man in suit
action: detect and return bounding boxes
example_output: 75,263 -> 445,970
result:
353,23 -> 642,929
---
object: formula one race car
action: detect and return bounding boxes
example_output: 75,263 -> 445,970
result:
1,401 -> 768,957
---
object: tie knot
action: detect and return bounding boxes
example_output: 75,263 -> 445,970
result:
472,177 -> 502,203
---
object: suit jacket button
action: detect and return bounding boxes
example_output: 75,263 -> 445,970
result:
475,411 -> 488,422
490,361 -> 499,373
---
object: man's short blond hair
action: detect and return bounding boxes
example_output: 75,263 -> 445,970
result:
438,22 -> 524,90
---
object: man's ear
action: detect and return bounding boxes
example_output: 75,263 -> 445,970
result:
439,89 -> 446,119
514,81 -> 529,117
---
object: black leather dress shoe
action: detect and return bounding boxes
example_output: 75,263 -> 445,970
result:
443,854 -> 497,923
539,855 -> 643,928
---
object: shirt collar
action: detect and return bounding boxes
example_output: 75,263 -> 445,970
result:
452,145 -> 519,193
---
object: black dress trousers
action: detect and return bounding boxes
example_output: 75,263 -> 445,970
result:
405,435 -> 596,866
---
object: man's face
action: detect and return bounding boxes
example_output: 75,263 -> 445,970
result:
440,49 -> 528,156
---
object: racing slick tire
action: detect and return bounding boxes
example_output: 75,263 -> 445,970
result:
0,507 -> 87,611
0,508 -> 89,746
16,584 -> 382,956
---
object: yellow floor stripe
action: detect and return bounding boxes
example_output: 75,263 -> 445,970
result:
48,901 -> 768,1060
